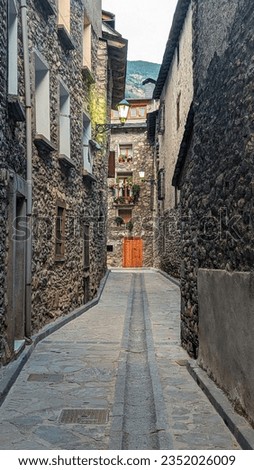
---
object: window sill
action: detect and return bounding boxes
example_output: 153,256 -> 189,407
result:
57,25 -> 75,51
82,66 -> 95,84
82,170 -> 97,183
34,134 -> 57,153
8,95 -> 26,122
89,139 -> 101,151
59,154 -> 76,169
55,257 -> 65,263
113,203 -> 135,207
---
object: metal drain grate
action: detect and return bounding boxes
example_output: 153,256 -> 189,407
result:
59,409 -> 109,425
27,373 -> 64,383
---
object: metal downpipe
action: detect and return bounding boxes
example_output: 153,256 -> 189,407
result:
21,0 -> 32,338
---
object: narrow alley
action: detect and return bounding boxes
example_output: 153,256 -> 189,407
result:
0,271 -> 244,450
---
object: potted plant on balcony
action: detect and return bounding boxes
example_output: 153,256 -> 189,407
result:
114,196 -> 125,205
115,216 -> 124,226
132,184 -> 140,203
126,220 -> 134,232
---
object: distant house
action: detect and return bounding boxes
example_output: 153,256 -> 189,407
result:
107,99 -> 155,268
0,0 -> 127,365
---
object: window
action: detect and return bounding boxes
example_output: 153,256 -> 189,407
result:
59,81 -> 70,158
83,224 -> 90,269
175,187 -> 180,209
107,245 -> 113,252
177,93 -> 181,130
158,168 -> 165,200
129,107 -> 146,119
118,209 -> 132,223
119,144 -> 133,163
139,107 -> 146,118
83,113 -> 92,173
108,151 -> 115,178
176,43 -> 180,67
130,108 -> 137,118
57,0 -> 74,50
114,172 -> 133,204
83,18 -> 92,70
55,203 -> 66,260
8,0 -> 18,96
158,102 -> 165,134
34,52 -> 50,140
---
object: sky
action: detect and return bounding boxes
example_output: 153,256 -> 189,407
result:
102,0 -> 179,64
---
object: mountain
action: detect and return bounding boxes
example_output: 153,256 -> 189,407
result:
125,60 -> 161,99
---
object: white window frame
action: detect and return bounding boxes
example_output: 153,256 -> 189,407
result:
58,0 -> 70,32
83,19 -> 92,70
8,0 -> 18,96
59,80 -> 70,158
34,52 -> 51,140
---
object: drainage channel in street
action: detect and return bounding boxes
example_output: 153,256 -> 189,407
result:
110,273 -> 172,450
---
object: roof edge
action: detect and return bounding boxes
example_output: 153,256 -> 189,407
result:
153,0 -> 192,99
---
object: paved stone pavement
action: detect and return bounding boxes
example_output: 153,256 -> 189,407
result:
0,270 -> 243,449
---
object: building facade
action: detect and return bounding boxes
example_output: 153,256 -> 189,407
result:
173,0 -> 254,422
0,0 -> 127,365
107,99 -> 155,268
150,0 -> 193,279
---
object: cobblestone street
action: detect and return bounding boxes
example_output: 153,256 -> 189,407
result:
0,270 -> 248,450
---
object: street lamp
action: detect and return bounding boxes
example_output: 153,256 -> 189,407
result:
139,170 -> 155,185
117,99 -> 130,124
95,99 -> 130,134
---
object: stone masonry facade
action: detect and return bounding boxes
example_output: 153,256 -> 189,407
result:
107,102 -> 154,267
152,0 -> 193,279
0,0 -> 126,364
176,0 -> 251,357
173,0 -> 254,421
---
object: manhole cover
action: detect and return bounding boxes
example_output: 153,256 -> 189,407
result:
59,409 -> 109,424
27,373 -> 64,383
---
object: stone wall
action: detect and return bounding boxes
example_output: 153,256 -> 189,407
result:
154,208 -> 181,278
29,0 -> 108,331
0,0 -> 7,360
198,269 -> 254,424
154,3 -> 193,279
107,126 -> 154,267
179,0 -> 254,359
0,0 -> 110,363
0,0 -> 27,362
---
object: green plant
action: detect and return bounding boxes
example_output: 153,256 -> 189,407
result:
126,220 -> 134,231
115,216 -> 124,226
114,196 -> 125,204
132,184 -> 140,202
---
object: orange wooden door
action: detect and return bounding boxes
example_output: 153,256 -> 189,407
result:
123,237 -> 143,267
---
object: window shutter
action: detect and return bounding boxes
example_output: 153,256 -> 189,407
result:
108,151 -> 115,178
